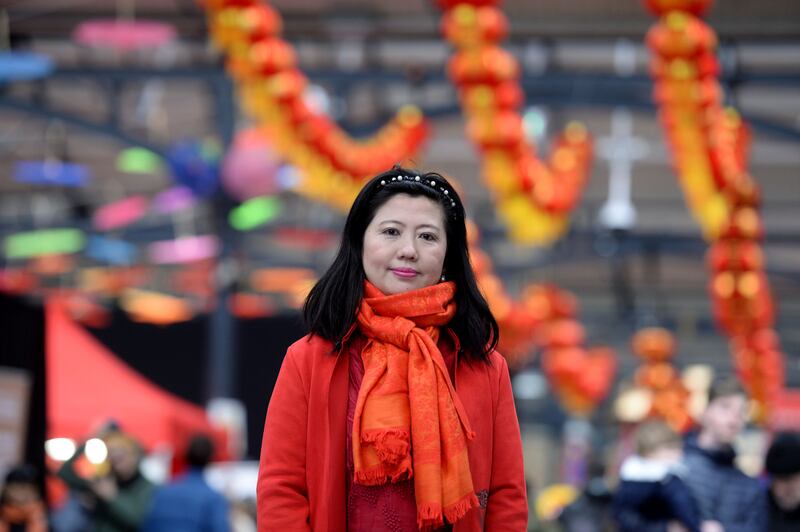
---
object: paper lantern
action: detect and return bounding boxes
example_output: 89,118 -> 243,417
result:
249,38 -> 296,75
221,134 -> 281,201
643,0 -> 714,17
436,0 -> 501,9
631,327 -> 676,361
646,13 -> 715,58
441,5 -> 508,47
448,47 -> 520,86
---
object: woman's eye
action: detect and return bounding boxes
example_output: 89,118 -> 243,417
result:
382,228 -> 399,236
420,233 -> 438,242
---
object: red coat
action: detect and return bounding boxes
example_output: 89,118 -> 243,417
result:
257,333 -> 528,531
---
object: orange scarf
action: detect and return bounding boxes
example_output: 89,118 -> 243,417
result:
353,281 -> 478,530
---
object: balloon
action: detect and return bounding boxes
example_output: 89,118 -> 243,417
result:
221,131 -> 281,201
166,139 -> 221,198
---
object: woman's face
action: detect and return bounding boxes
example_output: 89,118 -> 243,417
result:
362,193 -> 447,295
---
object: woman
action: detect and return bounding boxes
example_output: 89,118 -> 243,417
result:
257,167 -> 527,531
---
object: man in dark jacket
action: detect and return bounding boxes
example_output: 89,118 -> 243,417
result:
764,431 -> 800,532
682,377 -> 767,532
142,433 -> 229,532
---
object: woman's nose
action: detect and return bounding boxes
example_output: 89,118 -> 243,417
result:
397,236 -> 418,260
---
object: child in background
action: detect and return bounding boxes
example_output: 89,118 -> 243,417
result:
613,420 -> 701,532
0,464 -> 48,532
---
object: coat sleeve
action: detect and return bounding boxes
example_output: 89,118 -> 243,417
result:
484,354 -> 529,530
257,345 -> 312,532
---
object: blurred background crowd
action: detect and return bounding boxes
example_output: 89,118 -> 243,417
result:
1,0 -> 799,530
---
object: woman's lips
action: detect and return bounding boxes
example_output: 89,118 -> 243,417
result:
390,268 -> 419,278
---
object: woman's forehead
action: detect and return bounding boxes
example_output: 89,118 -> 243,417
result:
371,193 -> 445,223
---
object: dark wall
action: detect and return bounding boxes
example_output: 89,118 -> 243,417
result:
236,313 -> 307,459
0,294 -> 46,490
86,309 -> 210,406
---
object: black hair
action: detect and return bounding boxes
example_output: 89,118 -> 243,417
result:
303,166 -> 499,361
186,433 -> 215,468
707,376 -> 747,404
0,464 -> 40,505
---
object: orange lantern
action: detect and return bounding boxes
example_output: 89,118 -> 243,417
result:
448,47 -> 520,86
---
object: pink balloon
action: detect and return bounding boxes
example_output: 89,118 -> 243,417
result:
221,133 -> 281,201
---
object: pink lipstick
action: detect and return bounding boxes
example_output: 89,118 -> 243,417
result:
390,267 -> 419,278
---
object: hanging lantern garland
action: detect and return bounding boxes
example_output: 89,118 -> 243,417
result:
201,0 -> 429,211
631,328 -> 693,432
467,221 -> 616,415
467,221 -> 539,366
644,0 -> 785,421
436,0 -> 594,245
530,286 -> 617,417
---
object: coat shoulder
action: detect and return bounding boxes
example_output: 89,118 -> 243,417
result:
285,333 -> 336,364
486,349 -> 510,377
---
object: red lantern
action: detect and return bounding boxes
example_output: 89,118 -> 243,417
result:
631,328 -> 676,362
250,38 -> 296,75
448,47 -> 519,86
643,0 -> 714,17
204,0 -> 260,10
240,5 -> 282,41
267,70 -> 307,101
467,111 -> 524,150
435,0 -> 501,9
545,320 -> 585,348
646,15 -> 715,58
441,6 -> 508,46
719,207 -> 764,241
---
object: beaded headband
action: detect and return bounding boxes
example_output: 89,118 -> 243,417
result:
378,174 -> 457,208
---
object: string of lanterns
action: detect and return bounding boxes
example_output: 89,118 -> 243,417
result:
630,328 -> 693,432
436,0 -> 594,245
202,0 -> 429,211
467,221 -> 617,415
644,0 -> 785,421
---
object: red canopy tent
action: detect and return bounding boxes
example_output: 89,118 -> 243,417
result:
45,301 -> 226,455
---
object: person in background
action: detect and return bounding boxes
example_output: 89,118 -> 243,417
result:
258,167 -> 528,530
558,458 -> 615,532
58,426 -> 155,532
612,420 -> 700,532
142,433 -> 229,532
681,377 -> 767,532
763,431 -> 800,532
0,464 -> 48,532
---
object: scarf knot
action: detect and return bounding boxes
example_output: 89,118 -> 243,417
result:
352,281 -> 478,530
